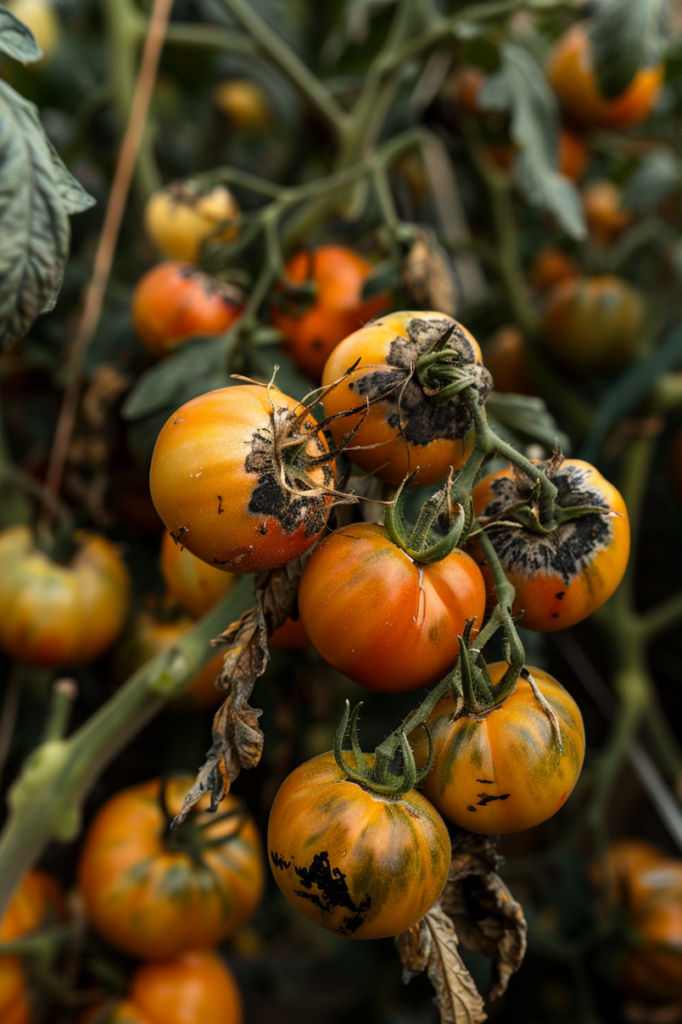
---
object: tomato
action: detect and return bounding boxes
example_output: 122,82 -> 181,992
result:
321,311 -> 491,487
5,0 -> 60,62
150,385 -> 337,575
547,23 -> 663,131
268,615 -> 310,650
592,840 -> 665,912
271,246 -> 390,380
0,526 -> 130,667
131,263 -> 244,358
160,530 -> 235,618
583,180 -> 633,246
145,183 -> 240,264
539,275 -> 644,376
267,751 -> 451,939
450,65 -> 487,115
298,523 -> 486,692
483,326 -> 539,397
212,78 -> 272,132
78,776 -> 265,959
529,246 -> 579,294
470,459 -> 630,632
558,125 -> 588,181
620,860 -> 682,1002
413,663 -> 585,834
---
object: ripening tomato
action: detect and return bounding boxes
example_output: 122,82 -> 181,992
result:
583,180 -> 634,246
470,459 -> 630,631
540,275 -> 644,376
132,263 -> 244,358
620,860 -> 682,1002
5,0 -> 60,62
322,311 -> 491,487
269,615 -> 310,650
150,385 -> 337,575
0,526 -> 130,667
212,78 -> 272,132
558,125 -> 588,180
160,530 -> 235,618
78,776 -> 265,959
483,326 -> 539,397
271,246 -> 391,380
547,23 -> 663,131
592,839 -> 665,913
145,183 -> 239,263
298,523 -> 486,692
413,663 -> 585,834
529,246 -> 579,294
268,751 -> 451,939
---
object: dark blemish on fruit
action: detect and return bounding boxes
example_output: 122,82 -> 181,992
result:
467,805 -> 477,812
291,851 -> 372,935
270,851 -> 291,870
311,339 -> 323,350
257,524 -> 268,535
217,496 -> 224,515
551,612 -> 560,618
476,779 -> 494,784
173,418 -> 184,424
556,591 -> 565,600
170,526 -> 188,543
476,793 -> 510,806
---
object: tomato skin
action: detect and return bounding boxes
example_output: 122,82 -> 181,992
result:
268,615 -> 310,650
529,246 -> 579,294
212,78 -> 272,131
583,180 -> 633,246
592,840 -> 664,913
558,125 -> 588,180
149,386 -> 337,575
5,0 -> 60,62
322,311 -> 488,487
271,246 -> 390,381
483,326 -> 539,397
145,185 -> 239,264
547,23 -> 663,130
132,263 -> 244,358
267,751 -> 451,939
470,459 -> 630,632
126,951 -> 242,1024
540,275 -> 644,377
298,523 -> 486,692
620,860 -> 682,1002
77,776 -> 265,960
160,530 -> 235,618
414,663 -> 585,835
0,526 -> 130,667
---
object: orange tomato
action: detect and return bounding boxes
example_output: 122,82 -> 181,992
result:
483,326 -> 538,396
118,951 -> 243,1024
529,247 -> 579,294
620,860 -> 682,1002
271,246 -> 391,380
583,180 -> 634,246
558,125 -> 588,180
593,839 -> 665,912
212,78 -> 272,132
160,530 -> 235,618
268,615 -> 309,650
145,183 -> 239,263
547,23 -> 663,131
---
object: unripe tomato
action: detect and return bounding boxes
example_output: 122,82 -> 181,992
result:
322,311 -> 491,487
0,526 -> 130,667
558,125 -> 588,180
540,275 -> 644,376
160,530 -> 235,618
470,459 -> 630,631
145,183 -> 240,264
150,385 -> 337,575
483,326 -> 539,397
583,180 -> 633,246
547,23 -> 663,131
212,78 -> 272,131
413,663 -> 585,834
110,951 -> 242,1024
529,246 -> 579,294
298,523 -> 486,692
271,246 -> 391,380
268,751 -> 451,939
5,0 -> 60,62
131,263 -> 244,358
78,776 -> 265,959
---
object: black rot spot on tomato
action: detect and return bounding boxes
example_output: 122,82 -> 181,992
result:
270,851 -> 291,870
290,851 -> 371,933
476,793 -> 510,806
556,591 -> 565,600
476,779 -> 494,784
217,496 -> 224,515
173,418 -> 184,424
170,526 -> 188,543
467,805 -> 477,812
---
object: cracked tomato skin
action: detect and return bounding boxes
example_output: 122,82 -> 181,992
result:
321,311 -> 489,487
267,751 -> 451,939
470,459 -> 630,631
413,663 -> 585,835
77,776 -> 265,960
149,385 -> 336,575
298,523 -> 486,692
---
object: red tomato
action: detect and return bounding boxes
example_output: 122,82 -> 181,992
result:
160,529 -> 235,618
268,615 -> 310,650
298,523 -> 486,691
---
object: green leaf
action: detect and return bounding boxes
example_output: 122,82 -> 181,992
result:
621,151 -> 680,214
480,43 -> 586,240
486,391 -> 570,453
122,336 -> 231,421
0,6 -> 42,64
0,79 -> 69,351
589,0 -> 668,99
44,138 -> 96,215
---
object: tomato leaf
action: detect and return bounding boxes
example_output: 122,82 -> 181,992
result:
122,336 -> 231,420
486,391 -> 570,454
621,151 -> 680,214
398,903 -> 488,1024
0,7 -> 42,64
400,227 -> 458,317
479,43 -> 586,241
589,0 -> 668,99
43,138 -> 96,216
440,835 -> 527,1002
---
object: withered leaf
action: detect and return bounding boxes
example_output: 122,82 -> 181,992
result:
401,227 -> 458,317
399,903 -> 487,1024
441,835 -> 527,1001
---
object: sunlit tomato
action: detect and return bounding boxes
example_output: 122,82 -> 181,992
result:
483,326 -> 539,397
540,275 -> 644,376
78,776 -> 265,959
5,0 -> 60,62
145,183 -> 240,263
298,523 -> 486,692
620,860 -> 682,1002
592,839 -> 665,912
470,459 -> 630,631
150,385 -> 337,575
529,246 -> 579,294
271,246 -> 391,380
212,78 -> 272,132
558,125 -> 588,180
413,663 -> 585,834
131,263 -> 244,358
547,23 -> 663,130
160,530 -> 235,618
269,615 -> 310,650
583,180 -> 634,246
0,526 -> 130,667
115,606 -> 224,710
321,311 -> 491,487
268,751 -> 451,939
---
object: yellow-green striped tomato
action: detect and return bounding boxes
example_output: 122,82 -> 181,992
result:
267,752 -> 451,939
413,663 -> 585,835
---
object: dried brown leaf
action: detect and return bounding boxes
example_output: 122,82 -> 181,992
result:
399,903 -> 487,1024
401,227 -> 458,316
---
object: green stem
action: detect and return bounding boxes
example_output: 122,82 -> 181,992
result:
638,591 -> 682,640
162,23 -> 255,54
42,679 -> 78,743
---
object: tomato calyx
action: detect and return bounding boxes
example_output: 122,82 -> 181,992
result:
414,322 -> 493,408
159,777 -> 248,865
384,470 -> 468,564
